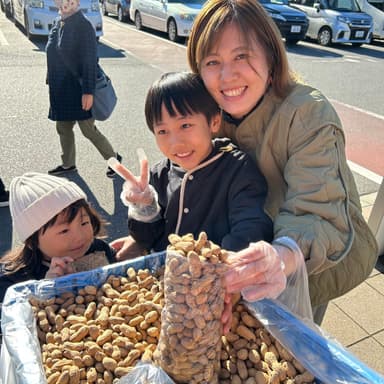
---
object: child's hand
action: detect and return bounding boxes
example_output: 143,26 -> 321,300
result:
108,149 -> 161,222
108,148 -> 153,206
45,256 -> 74,278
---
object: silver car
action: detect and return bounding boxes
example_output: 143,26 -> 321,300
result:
5,0 -> 103,40
129,0 -> 205,42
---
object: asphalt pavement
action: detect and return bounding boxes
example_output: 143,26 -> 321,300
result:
0,11 -> 383,378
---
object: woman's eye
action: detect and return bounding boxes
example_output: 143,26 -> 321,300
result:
81,220 -> 91,226
58,229 -> 69,235
236,53 -> 248,60
155,129 -> 166,135
181,123 -> 192,129
204,59 -> 219,67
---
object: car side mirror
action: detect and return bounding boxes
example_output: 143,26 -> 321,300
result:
314,3 -> 321,11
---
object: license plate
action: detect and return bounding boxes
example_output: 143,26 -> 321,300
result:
355,30 -> 364,38
291,25 -> 301,33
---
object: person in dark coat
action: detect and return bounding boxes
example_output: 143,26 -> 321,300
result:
45,0 -> 120,178
110,72 -> 273,254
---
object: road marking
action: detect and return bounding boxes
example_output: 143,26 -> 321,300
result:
348,160 -> 383,185
0,30 -> 9,46
330,99 -> 384,121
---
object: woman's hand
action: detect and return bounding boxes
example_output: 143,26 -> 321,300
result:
82,94 -> 94,111
224,241 -> 287,302
45,256 -> 74,278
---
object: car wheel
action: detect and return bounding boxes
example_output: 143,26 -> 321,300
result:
167,18 -> 181,42
117,6 -> 126,22
24,12 -> 33,40
134,11 -> 142,30
317,27 -> 332,46
5,0 -> 14,19
102,1 -> 108,16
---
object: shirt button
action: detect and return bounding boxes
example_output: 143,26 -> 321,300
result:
188,175 -> 194,180
184,208 -> 189,214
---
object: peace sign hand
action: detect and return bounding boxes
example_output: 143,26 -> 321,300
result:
108,149 -> 161,221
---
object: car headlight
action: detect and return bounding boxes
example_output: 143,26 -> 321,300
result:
29,0 -> 44,8
337,15 -> 351,24
179,13 -> 195,21
268,12 -> 286,22
91,0 -> 100,11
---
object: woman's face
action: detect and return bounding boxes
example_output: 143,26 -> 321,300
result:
199,23 -> 271,119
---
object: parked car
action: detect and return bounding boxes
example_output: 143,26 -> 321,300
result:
5,0 -> 103,40
101,0 -> 130,22
260,0 -> 309,44
129,0 -> 205,42
356,0 -> 384,40
290,0 -> 373,46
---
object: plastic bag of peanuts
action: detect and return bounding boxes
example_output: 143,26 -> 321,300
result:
153,232 -> 229,384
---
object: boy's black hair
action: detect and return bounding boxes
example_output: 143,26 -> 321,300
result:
145,72 -> 220,132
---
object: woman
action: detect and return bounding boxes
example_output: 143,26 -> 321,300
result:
186,0 -> 378,326
45,0 -> 120,178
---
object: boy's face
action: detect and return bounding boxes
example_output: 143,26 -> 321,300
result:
38,207 -> 94,261
153,104 -> 221,170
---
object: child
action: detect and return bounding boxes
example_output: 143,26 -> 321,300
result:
111,72 -> 273,254
0,172 -> 117,303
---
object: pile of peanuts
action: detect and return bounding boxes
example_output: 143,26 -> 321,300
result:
31,232 -> 315,384
220,302 -> 315,384
153,232 -> 228,384
31,267 -> 164,384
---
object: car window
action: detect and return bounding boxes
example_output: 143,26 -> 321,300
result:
325,0 -> 361,10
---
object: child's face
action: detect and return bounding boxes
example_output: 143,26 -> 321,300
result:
38,207 -> 94,261
199,23 -> 270,119
153,104 -> 221,170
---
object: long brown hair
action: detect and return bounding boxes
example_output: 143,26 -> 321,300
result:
187,0 -> 295,98
1,199 -> 105,275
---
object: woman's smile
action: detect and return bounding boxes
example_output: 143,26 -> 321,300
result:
222,86 -> 247,98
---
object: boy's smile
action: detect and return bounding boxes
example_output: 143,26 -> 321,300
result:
153,104 -> 221,171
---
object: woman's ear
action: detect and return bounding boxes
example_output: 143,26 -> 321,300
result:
210,113 -> 222,133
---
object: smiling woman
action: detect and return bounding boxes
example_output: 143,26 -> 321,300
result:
129,0 -> 206,42
187,0 -> 378,326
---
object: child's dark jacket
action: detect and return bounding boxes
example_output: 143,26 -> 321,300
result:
128,138 -> 273,252
0,239 -> 116,303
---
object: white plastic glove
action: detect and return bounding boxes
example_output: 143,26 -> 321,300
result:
224,241 -> 287,302
107,149 -> 160,222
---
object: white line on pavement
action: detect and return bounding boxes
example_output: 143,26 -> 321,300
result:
348,160 -> 383,184
0,30 -> 9,46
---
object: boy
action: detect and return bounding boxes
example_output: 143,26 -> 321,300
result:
111,72 -> 273,253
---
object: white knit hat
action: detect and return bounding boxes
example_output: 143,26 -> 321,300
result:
10,172 -> 87,242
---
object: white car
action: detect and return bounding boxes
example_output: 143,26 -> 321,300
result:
129,0 -> 205,42
5,0 -> 103,40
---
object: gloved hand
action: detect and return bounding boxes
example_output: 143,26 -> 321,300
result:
107,149 -> 160,221
223,241 -> 287,302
